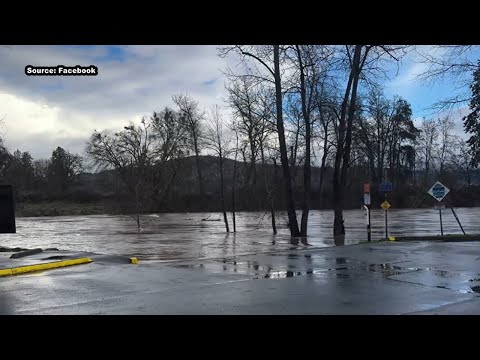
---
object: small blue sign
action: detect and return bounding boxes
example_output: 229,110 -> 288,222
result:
432,184 -> 445,198
379,182 -> 393,192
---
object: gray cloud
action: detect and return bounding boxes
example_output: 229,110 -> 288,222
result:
0,45 -> 230,159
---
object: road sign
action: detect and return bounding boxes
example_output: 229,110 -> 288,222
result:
364,183 -> 371,193
364,193 -> 371,205
381,200 -> 391,210
428,181 -> 450,202
379,182 -> 393,192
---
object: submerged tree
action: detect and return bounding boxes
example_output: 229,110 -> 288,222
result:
331,45 -> 408,241
205,105 -> 230,233
219,45 -> 301,237
86,109 -> 187,229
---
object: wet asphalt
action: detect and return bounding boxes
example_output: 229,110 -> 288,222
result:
1,241 -> 480,314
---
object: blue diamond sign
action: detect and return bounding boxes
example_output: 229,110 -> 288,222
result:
427,181 -> 450,202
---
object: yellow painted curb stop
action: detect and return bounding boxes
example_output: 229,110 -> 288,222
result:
388,236 -> 396,241
130,257 -> 138,264
0,257 -> 93,277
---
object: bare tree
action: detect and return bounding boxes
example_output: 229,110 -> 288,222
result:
226,78 -> 262,188
451,139 -> 474,186
230,119 -> 240,232
417,117 -> 439,182
173,94 -> 206,196
290,45 -> 332,236
355,90 -> 418,186
205,105 -> 230,233
256,89 -> 278,235
416,46 -> 479,111
436,115 -> 457,177
86,110 -> 186,229
219,45 -> 300,237
331,45 -> 408,240
332,45 -> 364,240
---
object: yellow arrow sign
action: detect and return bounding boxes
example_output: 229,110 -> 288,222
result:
381,201 -> 391,210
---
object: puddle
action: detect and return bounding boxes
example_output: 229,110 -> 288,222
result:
368,263 -> 427,276
261,271 -> 304,279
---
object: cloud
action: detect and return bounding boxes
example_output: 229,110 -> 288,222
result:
0,45 -> 476,160
0,45 -> 228,159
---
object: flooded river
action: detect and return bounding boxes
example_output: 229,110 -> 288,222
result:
1,208 -> 479,261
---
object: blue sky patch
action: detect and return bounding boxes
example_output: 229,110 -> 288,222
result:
39,83 -> 64,92
93,46 -> 130,63
202,79 -> 216,86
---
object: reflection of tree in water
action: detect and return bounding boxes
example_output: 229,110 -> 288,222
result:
290,237 -> 310,245
334,234 -> 345,246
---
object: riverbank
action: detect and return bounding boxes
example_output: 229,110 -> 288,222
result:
14,200 -> 480,218
15,201 -> 108,217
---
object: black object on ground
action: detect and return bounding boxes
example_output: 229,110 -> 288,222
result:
10,248 -> 43,259
0,185 -> 15,233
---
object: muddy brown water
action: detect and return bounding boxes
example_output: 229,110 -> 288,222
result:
1,208 -> 479,261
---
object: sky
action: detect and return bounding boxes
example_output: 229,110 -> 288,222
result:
0,45 -> 478,160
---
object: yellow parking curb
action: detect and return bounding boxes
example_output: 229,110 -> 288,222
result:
0,257 -> 93,277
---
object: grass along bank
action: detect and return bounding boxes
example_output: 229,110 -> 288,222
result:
15,201 -> 108,217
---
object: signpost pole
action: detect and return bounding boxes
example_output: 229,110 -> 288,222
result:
379,183 -> 391,241
439,208 -> 443,236
368,207 -> 371,242
385,208 -> 388,239
451,208 -> 466,235
364,183 -> 371,242
385,190 -> 388,240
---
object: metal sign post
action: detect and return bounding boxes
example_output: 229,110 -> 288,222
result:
379,180 -> 392,241
381,200 -> 391,240
428,181 -> 450,236
451,208 -> 466,235
439,208 -> 443,235
364,183 -> 371,242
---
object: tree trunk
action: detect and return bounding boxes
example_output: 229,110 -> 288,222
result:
260,145 -> 277,235
231,132 -> 239,232
273,45 -> 300,237
333,45 -> 363,239
219,153 -> 229,233
340,48 -> 362,187
297,46 -> 311,238
319,130 -> 329,208
135,182 -> 141,230
193,133 -> 204,196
